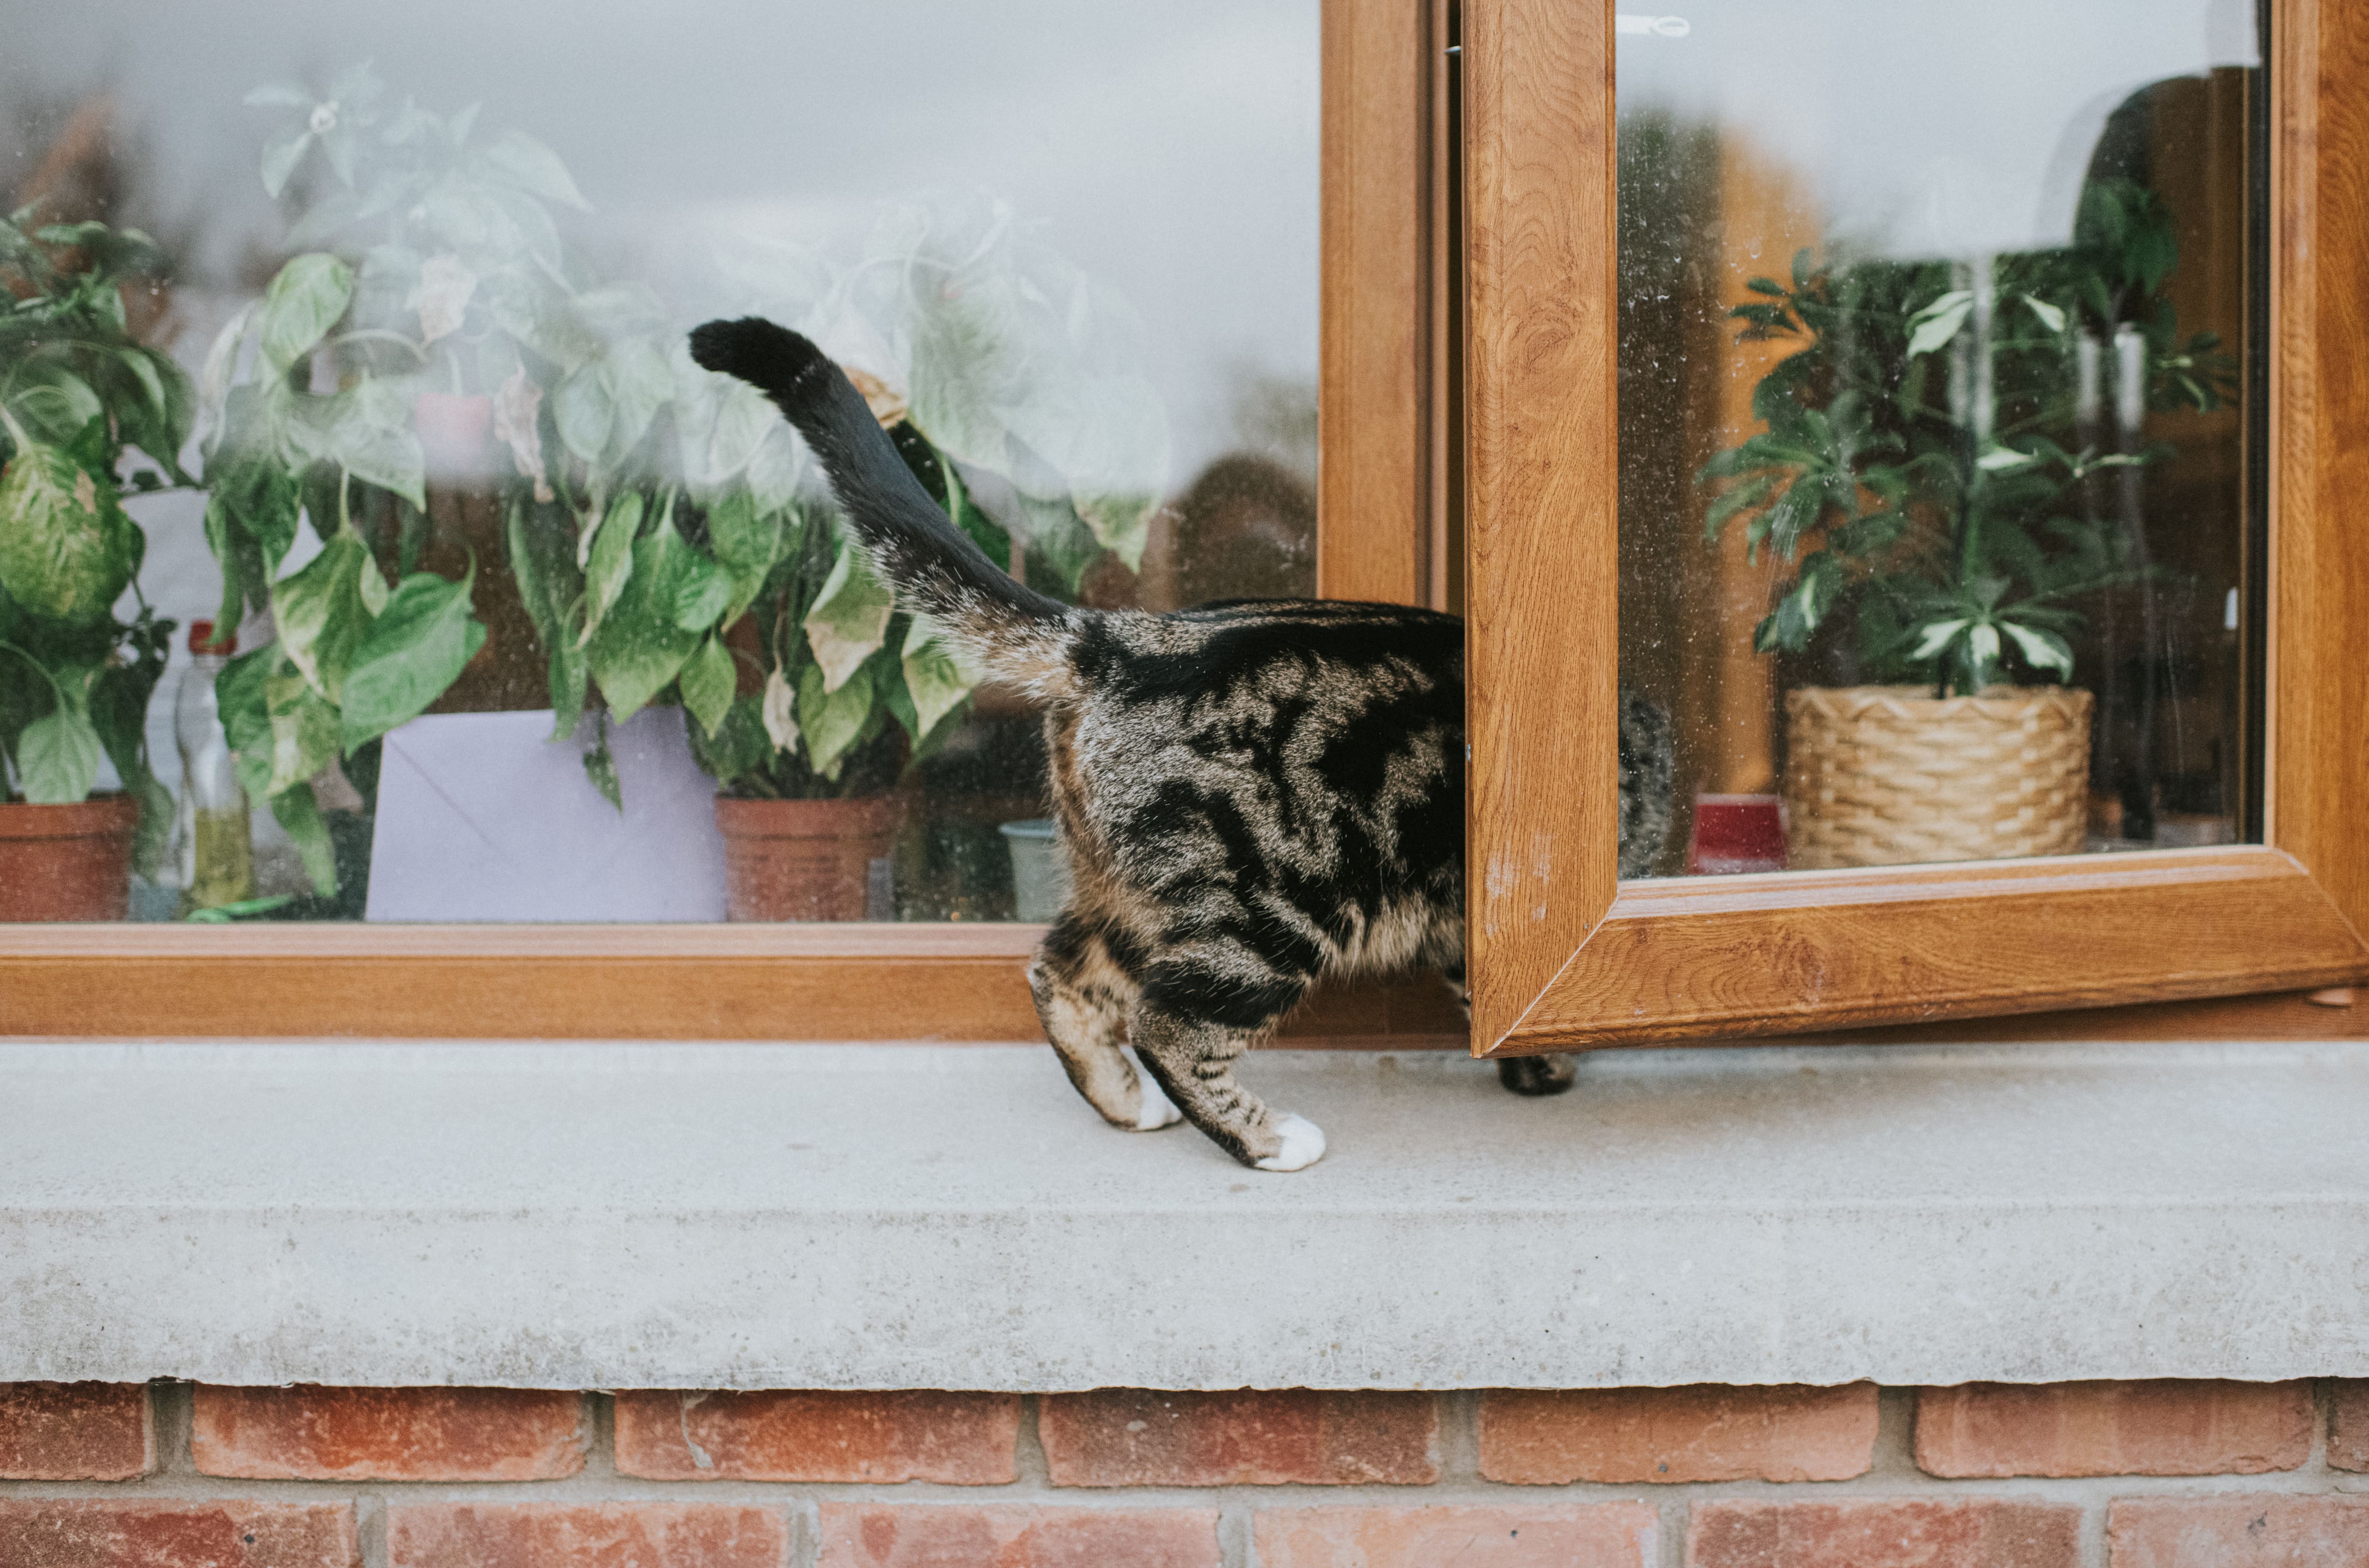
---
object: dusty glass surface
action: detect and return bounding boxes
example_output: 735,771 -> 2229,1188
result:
0,0 -> 1317,921
1615,2 -> 2260,875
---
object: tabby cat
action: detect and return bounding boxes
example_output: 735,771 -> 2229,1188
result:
690,318 -> 1673,1171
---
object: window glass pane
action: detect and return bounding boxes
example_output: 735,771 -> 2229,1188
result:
0,1 -> 1318,921
1616,2 -> 2260,875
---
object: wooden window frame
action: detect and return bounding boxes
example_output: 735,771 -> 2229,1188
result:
1461,0 -> 2369,1055
0,1 -> 1466,1045
7,0 -> 2364,1049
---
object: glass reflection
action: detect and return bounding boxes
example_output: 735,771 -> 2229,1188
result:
1617,0 -> 2260,874
0,1 -> 1317,920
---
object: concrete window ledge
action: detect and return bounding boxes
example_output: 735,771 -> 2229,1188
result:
5,1040 -> 2368,1391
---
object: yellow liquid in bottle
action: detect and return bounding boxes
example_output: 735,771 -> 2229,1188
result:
182,806 -> 256,912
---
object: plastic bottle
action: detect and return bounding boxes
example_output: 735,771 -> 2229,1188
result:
173,619 -> 255,913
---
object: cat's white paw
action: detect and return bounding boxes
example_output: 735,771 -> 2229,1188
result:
1133,1077 -> 1183,1130
1254,1113 -> 1327,1172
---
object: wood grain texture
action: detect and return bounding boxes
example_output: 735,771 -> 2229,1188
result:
1461,0 -> 1620,1052
1319,0 -> 1432,606
2272,0 -> 2369,928
1493,848 -> 2368,1052
0,925 -> 1466,1041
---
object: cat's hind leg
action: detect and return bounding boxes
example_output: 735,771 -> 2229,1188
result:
1442,959 -> 1578,1097
1028,911 -> 1181,1131
1130,948 -> 1319,1171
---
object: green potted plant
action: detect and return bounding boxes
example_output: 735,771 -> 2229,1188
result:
0,211 -> 189,919
206,70 -> 1164,918
1700,178 -> 2234,868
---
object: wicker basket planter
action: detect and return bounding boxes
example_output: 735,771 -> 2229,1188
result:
1782,685 -> 2094,869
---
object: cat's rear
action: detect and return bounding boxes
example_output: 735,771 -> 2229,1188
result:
691,318 -> 1663,1171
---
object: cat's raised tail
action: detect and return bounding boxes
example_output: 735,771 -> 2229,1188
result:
688,316 -> 1080,698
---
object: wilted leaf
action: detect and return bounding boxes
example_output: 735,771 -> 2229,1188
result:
797,656 -> 873,779
492,367 -> 552,501
802,535 -> 894,692
410,252 -> 477,344
760,664 -> 799,753
900,614 -> 980,746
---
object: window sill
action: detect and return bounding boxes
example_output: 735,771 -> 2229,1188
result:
6,1040 -> 2367,1389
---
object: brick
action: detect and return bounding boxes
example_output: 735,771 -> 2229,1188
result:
2108,1496 -> 2369,1567
614,1389 -> 1018,1483
1915,1381 -> 2310,1478
2330,1380 -> 2369,1471
387,1504 -> 787,1568
1257,1504 -> 1658,1568
191,1386 -> 585,1481
0,1381 -> 153,1479
1040,1389 -> 1436,1487
0,1500 -> 358,1568
816,1505 -> 1220,1568
1688,1499 -> 2080,1568
1479,1384 -> 1875,1484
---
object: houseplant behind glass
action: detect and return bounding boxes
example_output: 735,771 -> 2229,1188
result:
1700,179 -> 2235,867
208,69 -> 1164,917
0,212 -> 189,918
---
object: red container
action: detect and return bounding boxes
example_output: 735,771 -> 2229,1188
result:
714,796 -> 901,922
0,792 -> 140,921
1688,793 -> 1787,875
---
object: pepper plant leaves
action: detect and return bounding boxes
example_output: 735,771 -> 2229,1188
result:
339,565 -> 488,752
0,442 -> 136,625
802,534 -> 894,693
259,253 -> 355,374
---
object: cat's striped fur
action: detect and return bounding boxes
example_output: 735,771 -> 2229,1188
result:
690,317 -> 1673,1170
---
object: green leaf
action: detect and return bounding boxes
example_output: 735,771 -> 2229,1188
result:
259,126 -> 313,198
339,567 -> 488,751
323,388 -> 426,507
505,496 -> 589,738
0,442 -> 136,624
1910,618 -> 1970,661
269,780 -> 339,896
686,693 -> 773,786
582,489 -> 642,634
1905,290 -> 1974,358
259,254 -> 355,375
586,520 -> 701,722
582,730 -> 622,812
2021,295 -> 2067,334
899,614 -> 981,746
2000,619 -> 2075,681
705,490 -> 783,577
679,634 -> 736,739
6,361 -> 105,444
476,129 -> 590,211
552,361 -> 615,465
263,666 -> 341,794
802,535 -> 894,692
16,703 -> 104,803
796,656 -> 874,779
270,528 -> 385,703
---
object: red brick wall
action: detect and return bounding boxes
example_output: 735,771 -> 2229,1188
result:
5,1380 -> 2369,1566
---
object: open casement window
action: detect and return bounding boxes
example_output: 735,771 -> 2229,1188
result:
1461,0 -> 2369,1054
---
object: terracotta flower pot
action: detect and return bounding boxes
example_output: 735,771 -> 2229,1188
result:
0,793 -> 140,921
1782,685 -> 2093,869
714,795 -> 902,922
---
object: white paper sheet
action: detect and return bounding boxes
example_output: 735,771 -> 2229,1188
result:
365,707 -> 727,922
